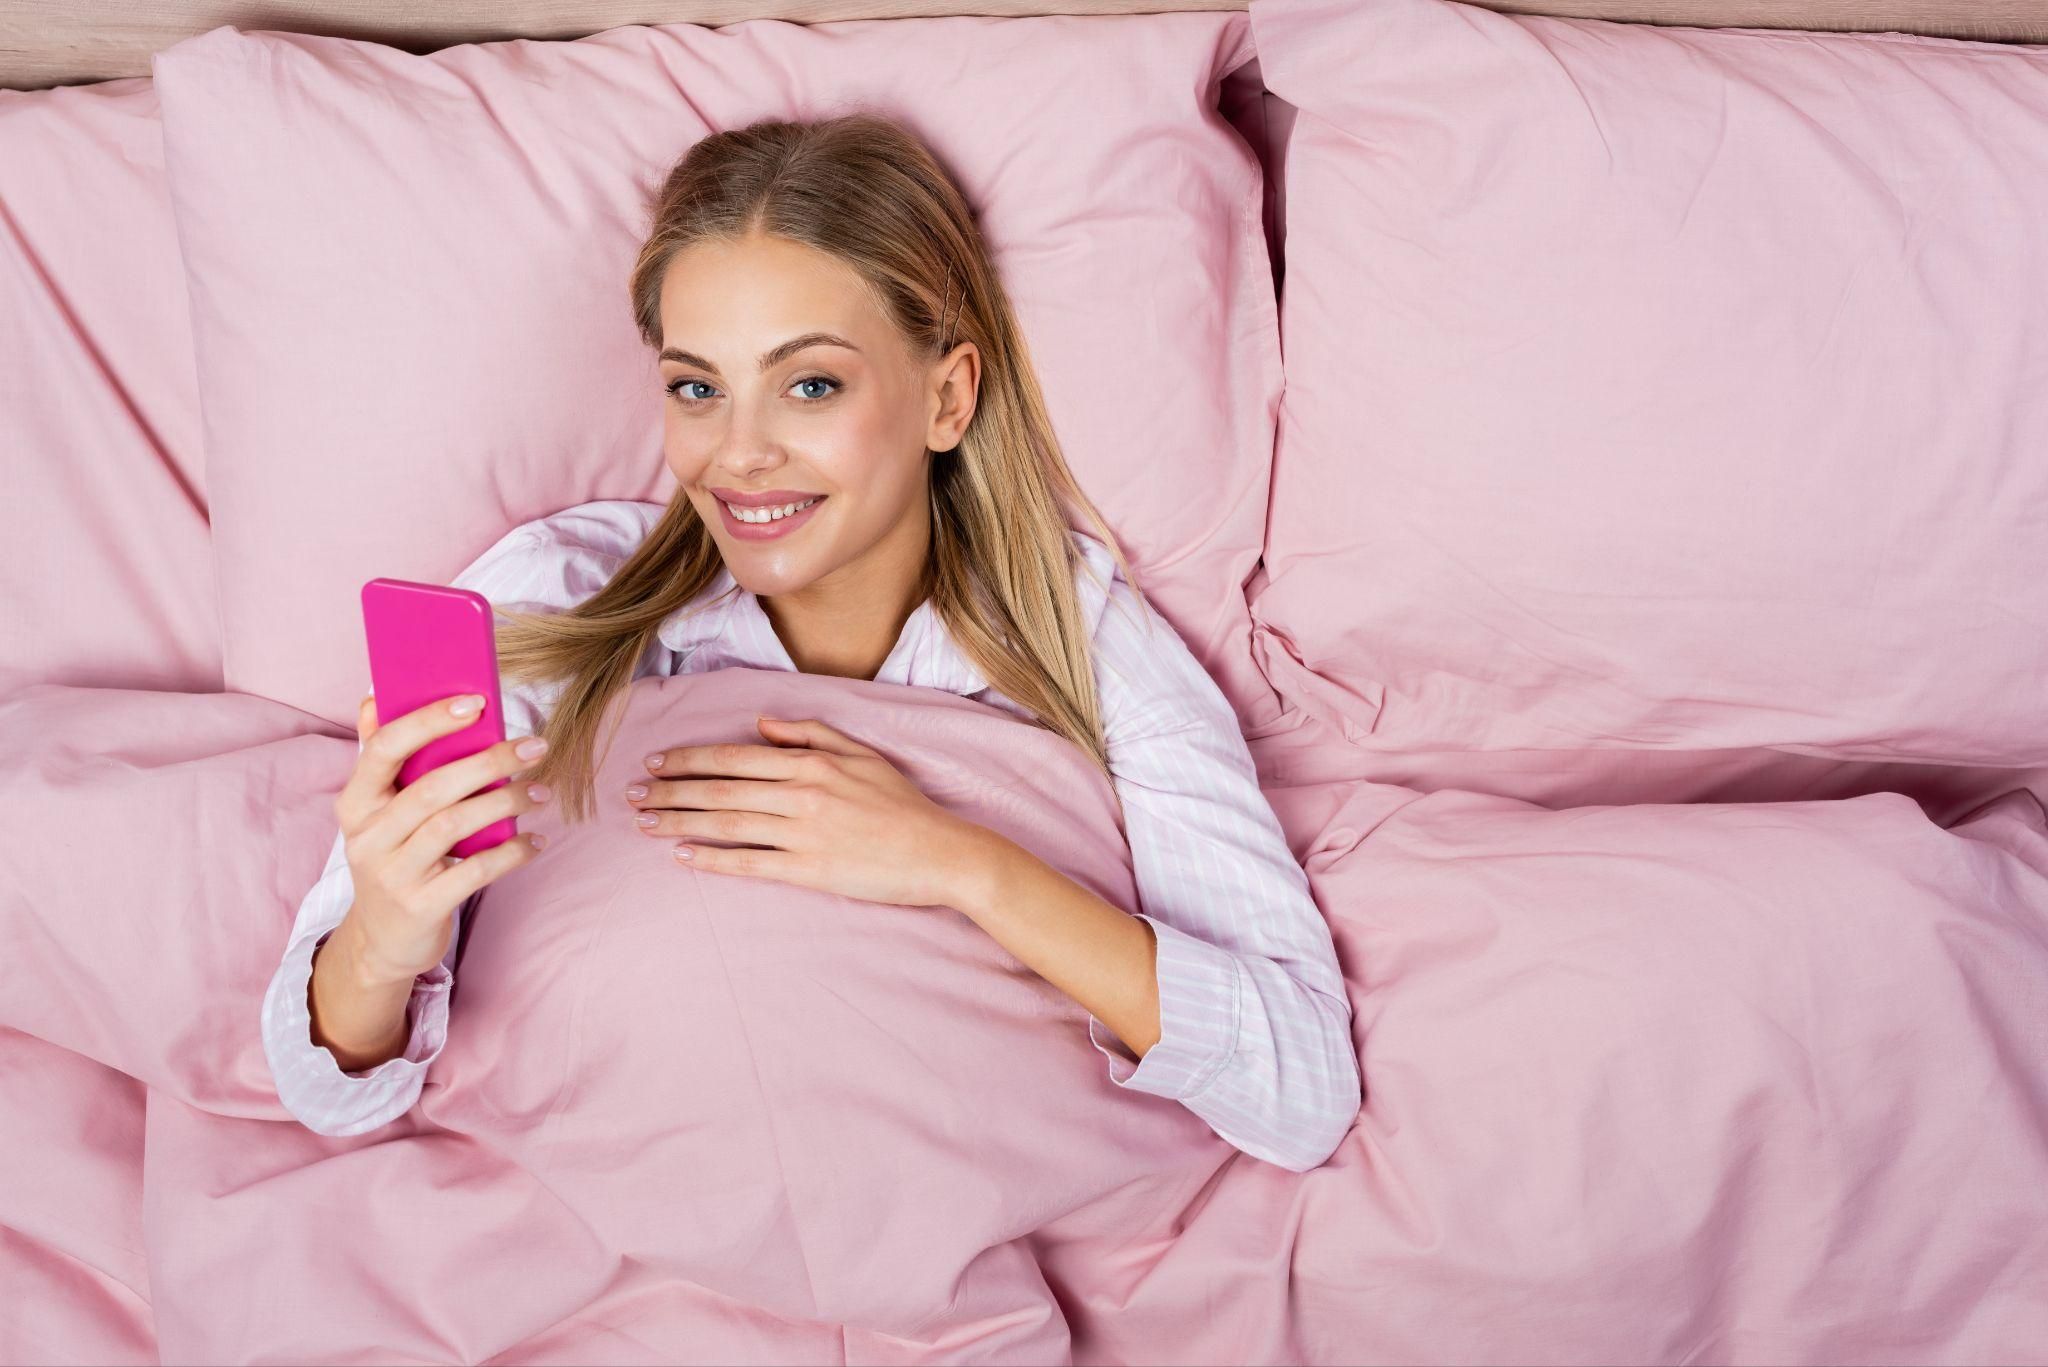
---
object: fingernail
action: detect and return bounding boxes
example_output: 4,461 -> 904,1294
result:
625,783 -> 648,800
451,695 -> 482,717
645,753 -> 665,772
527,783 -> 552,803
674,844 -> 693,861
635,813 -> 657,828
516,737 -> 549,760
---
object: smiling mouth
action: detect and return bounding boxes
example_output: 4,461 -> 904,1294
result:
717,494 -> 826,524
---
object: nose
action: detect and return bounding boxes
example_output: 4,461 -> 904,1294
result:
710,400 -> 790,482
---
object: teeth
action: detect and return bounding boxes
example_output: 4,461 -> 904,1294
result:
726,496 -> 820,524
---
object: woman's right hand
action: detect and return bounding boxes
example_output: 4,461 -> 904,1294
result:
333,692 -> 553,986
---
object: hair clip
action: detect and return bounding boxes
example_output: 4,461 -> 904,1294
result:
938,265 -> 960,351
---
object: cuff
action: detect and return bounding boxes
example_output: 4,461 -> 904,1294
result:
1087,913 -> 1243,1101
262,917 -> 454,1137
309,928 -> 455,1075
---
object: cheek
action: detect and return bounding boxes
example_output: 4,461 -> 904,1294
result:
661,412 -> 706,474
815,403 -> 918,480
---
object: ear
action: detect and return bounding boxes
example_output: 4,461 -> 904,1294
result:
926,341 -> 979,453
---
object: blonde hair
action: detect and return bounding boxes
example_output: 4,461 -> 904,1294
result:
492,112 -> 1150,826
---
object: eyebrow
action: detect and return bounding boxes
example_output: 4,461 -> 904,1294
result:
657,332 -> 860,377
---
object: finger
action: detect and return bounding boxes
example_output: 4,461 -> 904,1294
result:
671,840 -> 801,884
337,693 -> 487,829
393,772 -> 552,884
633,775 -> 809,819
757,716 -> 878,758
384,729 -> 545,831
637,805 -> 793,847
338,697 -> 399,829
426,823 -> 548,904
647,741 -> 815,782
371,735 -> 547,871
337,695 -> 381,845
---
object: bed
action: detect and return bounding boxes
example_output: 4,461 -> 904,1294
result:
5,0 -> 2047,1362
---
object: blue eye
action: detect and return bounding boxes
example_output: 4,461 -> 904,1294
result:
663,375 -> 841,407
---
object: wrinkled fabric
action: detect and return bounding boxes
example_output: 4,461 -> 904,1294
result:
6,682 -> 2048,1362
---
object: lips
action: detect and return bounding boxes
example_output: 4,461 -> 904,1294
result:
710,488 -> 827,508
714,491 -> 828,540
719,494 -> 823,521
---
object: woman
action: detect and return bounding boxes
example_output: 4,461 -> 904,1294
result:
261,114 -> 1360,1173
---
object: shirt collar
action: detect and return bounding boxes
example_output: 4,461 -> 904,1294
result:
655,528 -> 1118,699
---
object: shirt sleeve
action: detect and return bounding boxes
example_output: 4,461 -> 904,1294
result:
258,500 -> 667,1136
1085,574 -> 1363,1173
259,826 -> 473,1137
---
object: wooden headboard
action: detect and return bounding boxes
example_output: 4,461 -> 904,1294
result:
2,0 -> 2043,91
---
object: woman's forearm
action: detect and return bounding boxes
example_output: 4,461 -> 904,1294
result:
308,910 -> 415,1072
946,826 -> 1163,1058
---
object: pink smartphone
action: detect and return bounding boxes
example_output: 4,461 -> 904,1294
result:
361,577 -> 517,859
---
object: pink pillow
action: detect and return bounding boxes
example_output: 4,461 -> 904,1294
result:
1247,0 -> 2048,765
152,15 -> 1283,731
0,79 -> 217,696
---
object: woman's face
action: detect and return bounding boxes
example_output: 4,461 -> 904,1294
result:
656,230 -> 978,601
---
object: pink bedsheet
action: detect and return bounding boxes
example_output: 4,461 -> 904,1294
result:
5,677 -> 2045,1363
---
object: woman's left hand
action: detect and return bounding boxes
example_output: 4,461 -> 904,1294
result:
628,716 -> 989,909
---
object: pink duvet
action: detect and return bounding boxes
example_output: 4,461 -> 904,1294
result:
5,673 -> 2046,1363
